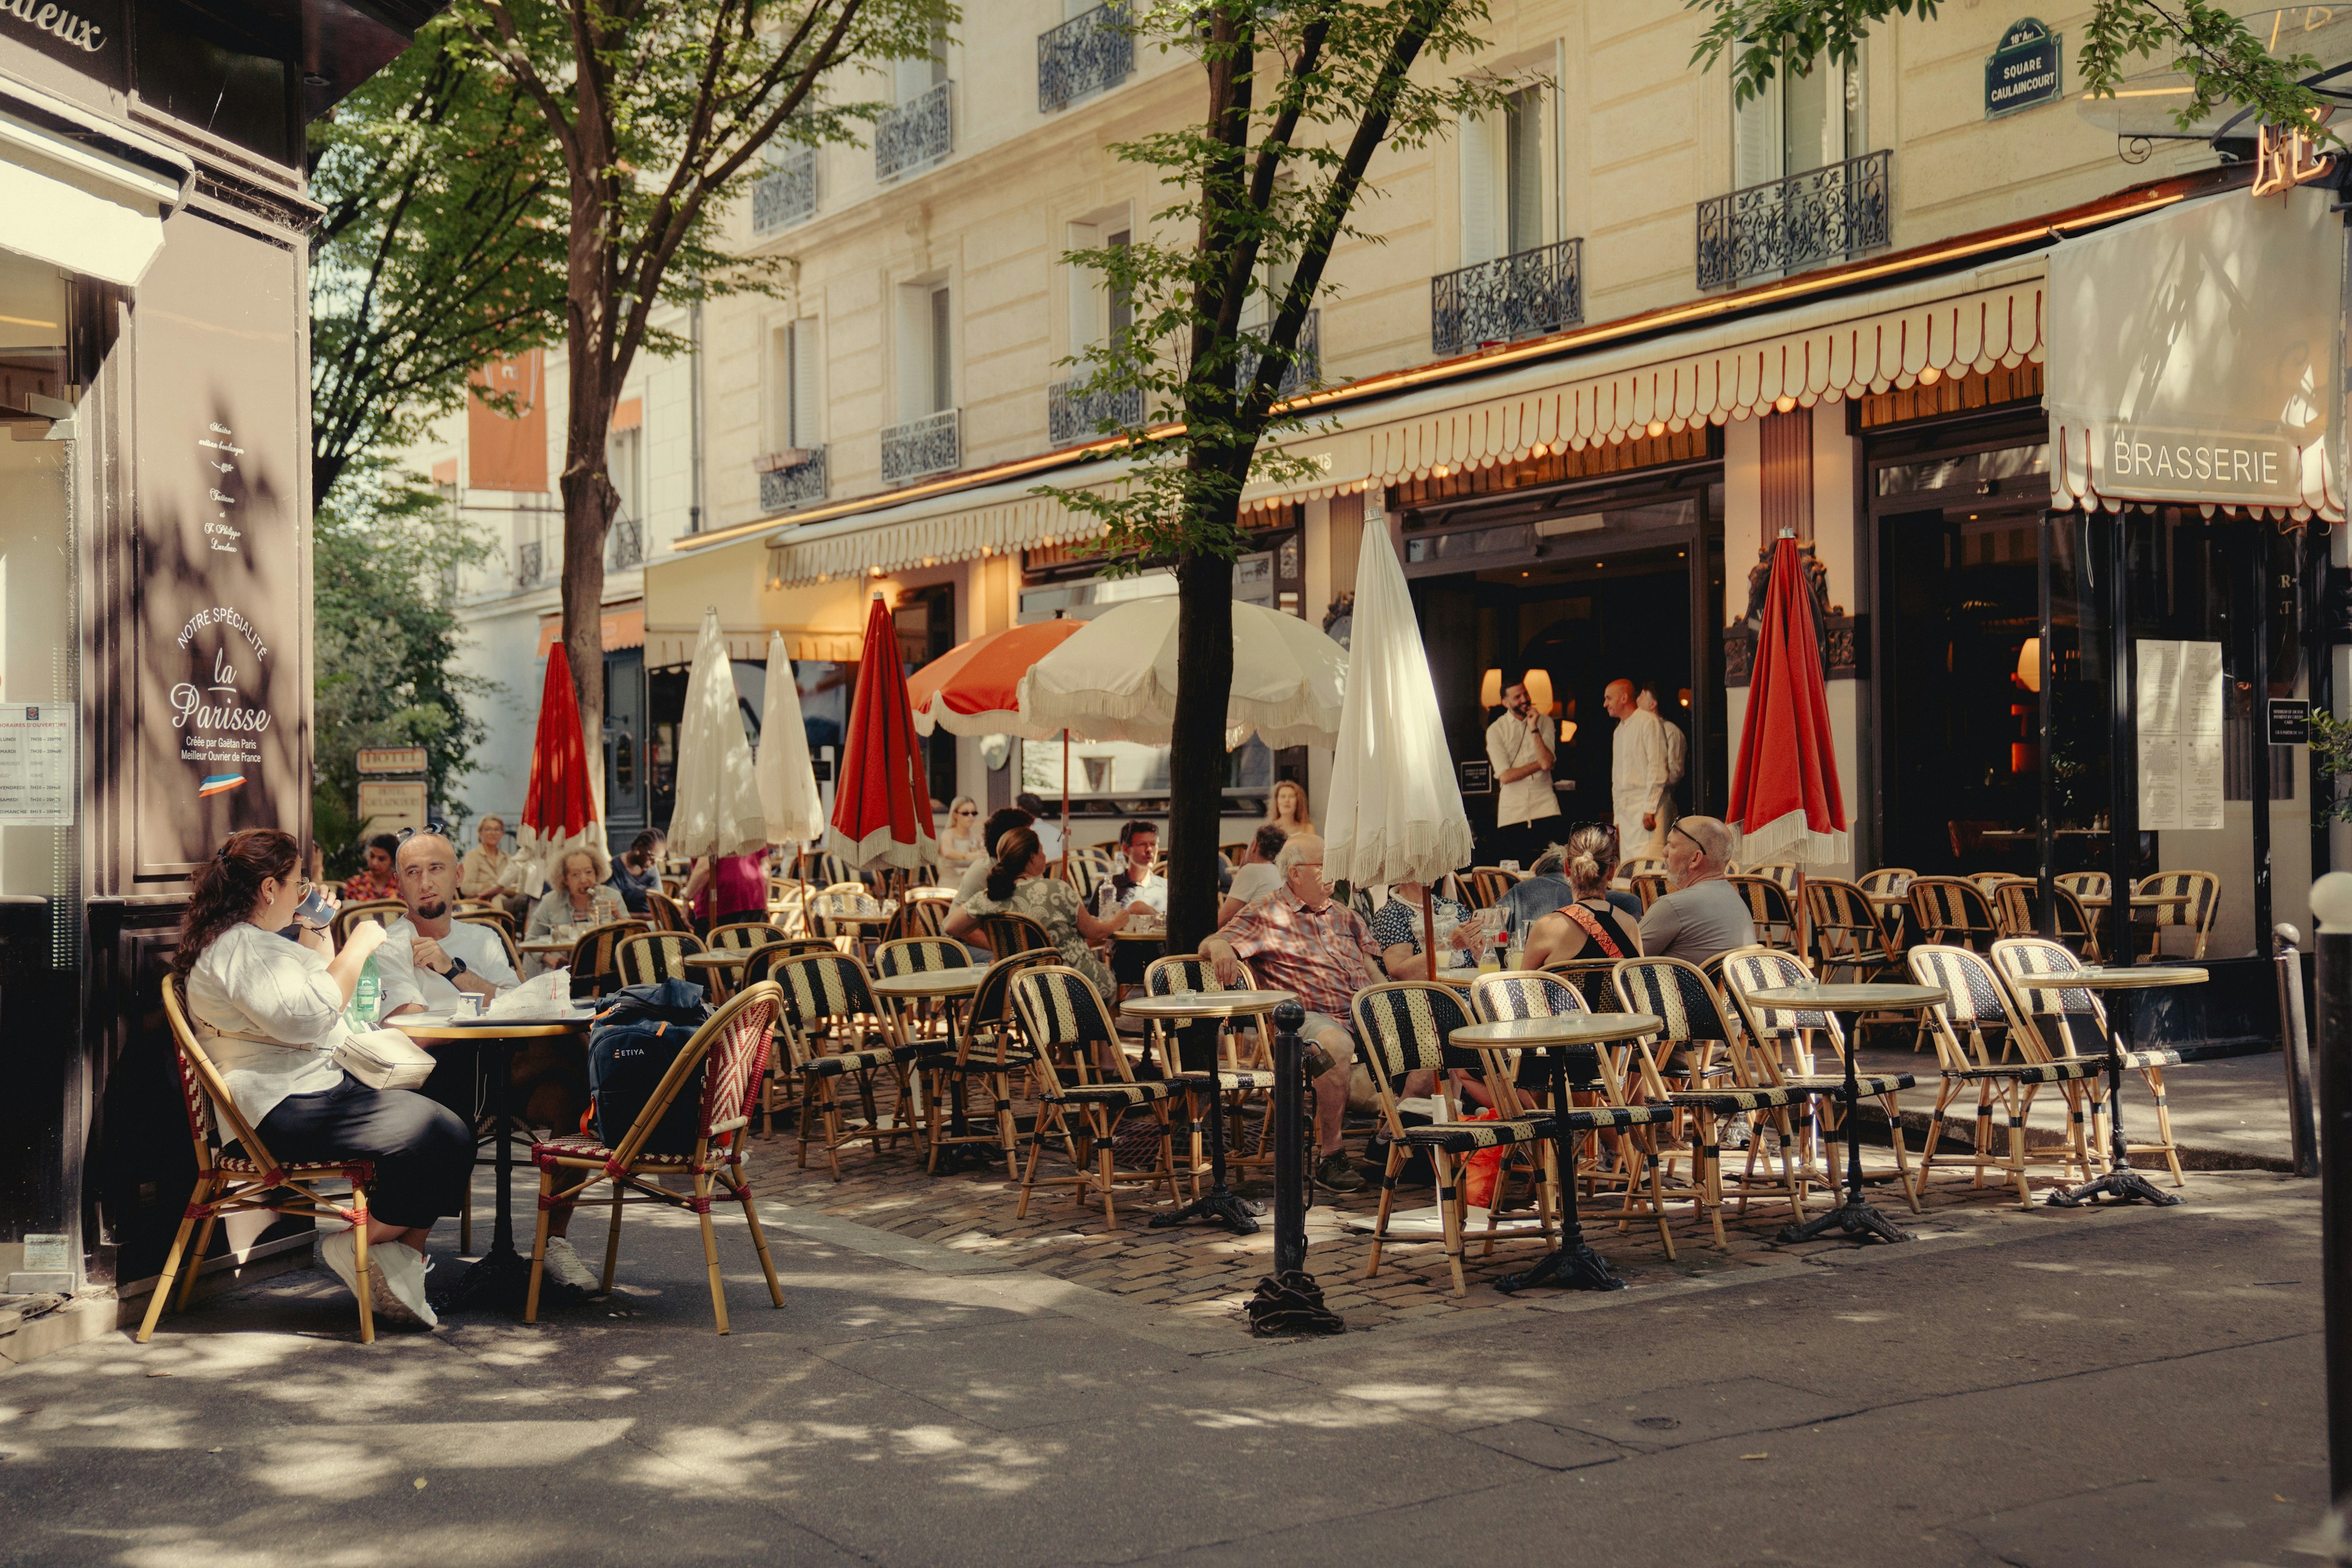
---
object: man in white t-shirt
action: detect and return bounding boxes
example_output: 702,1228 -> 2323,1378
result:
377,831 -> 519,1017
1216,824 -> 1289,929
1484,679 -> 1560,867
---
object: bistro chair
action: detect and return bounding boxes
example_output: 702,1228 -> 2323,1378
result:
921,950 -> 1052,1175
883,891 -> 954,943
1717,946 -> 1918,1212
741,937 -> 850,1133
973,911 -> 1055,958
809,883 -> 884,950
1991,880 -> 2101,959
1907,876 -> 2001,952
1727,874 -> 1800,949
869,936 -> 978,1139
769,950 -> 918,1178
1803,877 -> 1905,986
1540,956 -> 1623,1014
333,900 -> 404,949
1466,970 -> 1677,1259
1468,867 -> 1520,910
1009,965 -> 1180,1229
1629,870 -> 1669,911
614,929 -> 707,990
2135,871 -> 2220,960
1611,956 -> 1806,1245
1969,872 -> 2021,901
526,981 -> 785,1334
1057,848 -> 1115,905
141,977 -> 379,1344
1857,867 -> 1915,901
1140,955 -> 1274,1194
1351,981 -> 1562,1296
646,889 -> 692,933
455,910 -> 524,974
710,920 -> 790,952
1992,937 -> 2191,1188
566,921 -> 640,998
1905,944 -> 2102,1208
1746,862 -> 1803,895
813,851 -> 865,888
2054,870 -> 2110,905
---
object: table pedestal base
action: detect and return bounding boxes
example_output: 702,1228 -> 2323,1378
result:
1779,1198 -> 1911,1245
432,1246 -> 582,1316
2047,1167 -> 2179,1208
1494,1238 -> 1623,1294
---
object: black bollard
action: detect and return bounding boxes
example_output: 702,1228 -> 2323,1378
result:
2313,876 -> 2352,1505
1245,1000 -> 1342,1336
2280,923 -> 2321,1180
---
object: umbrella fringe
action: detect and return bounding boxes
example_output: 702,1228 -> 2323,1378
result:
1735,810 -> 1848,869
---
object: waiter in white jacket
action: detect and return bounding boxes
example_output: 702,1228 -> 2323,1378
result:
1605,679 -> 1674,860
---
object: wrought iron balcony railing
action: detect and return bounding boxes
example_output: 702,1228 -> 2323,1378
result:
1430,237 -> 1583,358
1234,307 -> 1319,398
750,147 -> 816,238
1038,2 -> 1133,113
880,410 -> 960,484
875,81 -> 953,183
1047,378 -> 1144,447
515,540 -> 543,590
1696,149 -> 1890,291
607,517 -> 642,570
759,448 -> 828,512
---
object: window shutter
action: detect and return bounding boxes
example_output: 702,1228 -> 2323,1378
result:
1733,67 -> 1782,189
789,318 -> 821,450
1458,111 -> 1496,266
930,286 -> 952,413
1504,87 -> 1545,256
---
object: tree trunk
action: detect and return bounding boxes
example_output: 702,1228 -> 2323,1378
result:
558,341 -> 619,769
1167,545 -> 1236,954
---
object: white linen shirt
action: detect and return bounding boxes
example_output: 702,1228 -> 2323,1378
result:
1486,710 -> 1561,830
374,916 -> 520,1016
184,921 -> 352,1130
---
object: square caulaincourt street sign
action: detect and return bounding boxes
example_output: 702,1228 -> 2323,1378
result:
1986,18 -> 2063,119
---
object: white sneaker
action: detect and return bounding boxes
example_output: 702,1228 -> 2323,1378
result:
539,1235 -> 600,1295
318,1228 -> 364,1301
368,1242 -> 439,1329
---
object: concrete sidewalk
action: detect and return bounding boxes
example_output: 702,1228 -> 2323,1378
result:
0,1164 -> 2327,1568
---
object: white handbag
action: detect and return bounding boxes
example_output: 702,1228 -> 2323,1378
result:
332,1028 -> 438,1092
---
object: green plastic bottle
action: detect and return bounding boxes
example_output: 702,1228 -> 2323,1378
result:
345,951 -> 381,1031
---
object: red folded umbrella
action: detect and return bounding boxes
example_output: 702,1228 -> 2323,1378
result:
908,619 -> 1083,737
829,593 -> 938,870
1728,532 -> 1847,867
520,644 -> 603,879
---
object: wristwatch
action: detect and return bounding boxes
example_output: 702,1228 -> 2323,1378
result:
440,955 -> 469,980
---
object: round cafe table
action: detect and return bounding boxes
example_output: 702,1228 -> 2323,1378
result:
681,948 -> 756,1001
871,965 -> 997,1174
1747,981 -> 1950,1245
2007,963 -> 2206,1207
1121,989 -> 1297,1236
1450,1011 -> 1663,1293
388,1009 -> 595,1313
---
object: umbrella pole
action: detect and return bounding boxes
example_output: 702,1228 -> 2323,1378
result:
1060,728 -> 1071,878
1796,865 -> 1810,963
1423,892 -> 1438,983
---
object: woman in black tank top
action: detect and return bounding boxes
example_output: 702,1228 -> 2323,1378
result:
1521,824 -> 1643,967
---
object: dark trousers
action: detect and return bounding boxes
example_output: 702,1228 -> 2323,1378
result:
255,1077 -> 473,1230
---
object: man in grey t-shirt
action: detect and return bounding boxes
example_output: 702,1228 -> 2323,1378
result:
1637,815 -> 1753,965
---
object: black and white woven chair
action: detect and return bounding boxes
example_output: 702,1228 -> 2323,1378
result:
1141,956 -> 1275,1195
1010,966 -> 1179,1229
1906,943 -> 2101,1208
769,950 -> 919,1179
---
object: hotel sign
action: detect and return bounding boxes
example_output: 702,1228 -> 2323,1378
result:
2097,424 -> 2303,505
1985,18 -> 2062,119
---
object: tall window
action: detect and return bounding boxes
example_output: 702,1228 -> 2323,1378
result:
895,24 -> 948,102
767,317 -> 821,453
1734,51 -> 1864,187
607,423 -> 642,522
1460,84 -> 1551,265
897,282 -> 952,420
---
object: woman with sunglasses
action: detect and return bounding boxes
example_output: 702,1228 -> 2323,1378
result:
937,796 -> 985,878
174,829 -> 470,1327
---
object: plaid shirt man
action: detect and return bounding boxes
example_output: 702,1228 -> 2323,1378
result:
1218,885 -> 1385,1023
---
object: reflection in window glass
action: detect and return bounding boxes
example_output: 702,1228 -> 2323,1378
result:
0,258 -> 71,912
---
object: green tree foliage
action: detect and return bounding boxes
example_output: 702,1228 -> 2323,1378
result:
307,15 -> 569,507
1050,0 -> 1513,948
311,461 -> 497,874
450,0 -> 955,755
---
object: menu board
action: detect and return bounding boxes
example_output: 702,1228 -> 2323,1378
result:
2136,639 -> 2223,831
0,703 -> 72,824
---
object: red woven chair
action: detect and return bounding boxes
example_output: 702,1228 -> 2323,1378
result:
526,980 -> 785,1333
141,976 -> 378,1343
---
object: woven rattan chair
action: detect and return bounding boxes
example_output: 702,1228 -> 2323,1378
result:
1467,867 -> 1520,910
710,921 -> 790,952
1010,965 -> 1180,1229
1905,944 -> 2101,1208
1992,937 -> 2190,1188
332,899 -> 405,949
1539,956 -> 1623,1014
870,935 -> 979,1140
1991,881 -> 2101,959
2054,870 -> 2109,903
1351,981 -> 1562,1295
1907,876 -> 2001,951
741,938 -> 852,1133
1466,971 -> 1676,1259
566,921 -> 639,997
1727,875 -> 1800,949
1857,867 -> 1915,900
1141,956 -> 1275,1194
973,911 -> 1055,958
455,910 -> 524,974
1629,871 -> 1668,911
1057,849 -> 1115,905
1611,956 -> 1806,1245
140,977 -> 379,1344
1718,946 -> 1918,1212
1803,876 -> 1904,985
646,889 -> 692,933
2135,870 -> 2220,960
1746,862 -> 1803,894
883,891 -> 954,943
920,951 -> 1052,1175
771,950 -> 918,1177
614,929 -> 706,989
526,981 -> 785,1333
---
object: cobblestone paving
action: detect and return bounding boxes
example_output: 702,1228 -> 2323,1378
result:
737,1074 -> 2146,1336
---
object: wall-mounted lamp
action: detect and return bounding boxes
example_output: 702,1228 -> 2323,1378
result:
2016,637 -> 2041,693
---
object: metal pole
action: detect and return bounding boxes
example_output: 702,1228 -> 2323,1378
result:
2253,537 -> 2276,955
2038,510 -> 2056,938
2309,873 -> 2352,1504
2107,511 -> 2136,968
2280,921 -> 2321,1179
1271,1000 -> 1307,1276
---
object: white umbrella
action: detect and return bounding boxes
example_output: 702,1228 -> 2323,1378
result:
667,608 -> 767,859
1016,595 -> 1346,748
756,631 -> 826,846
1325,522 -> 1475,895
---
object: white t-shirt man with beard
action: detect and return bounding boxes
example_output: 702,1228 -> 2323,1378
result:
377,831 -> 519,1017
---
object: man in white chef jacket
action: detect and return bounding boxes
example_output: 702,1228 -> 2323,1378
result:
1607,679 -> 1674,861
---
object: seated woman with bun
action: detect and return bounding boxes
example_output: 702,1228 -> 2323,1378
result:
175,828 -> 472,1329
1520,823 -> 1642,968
